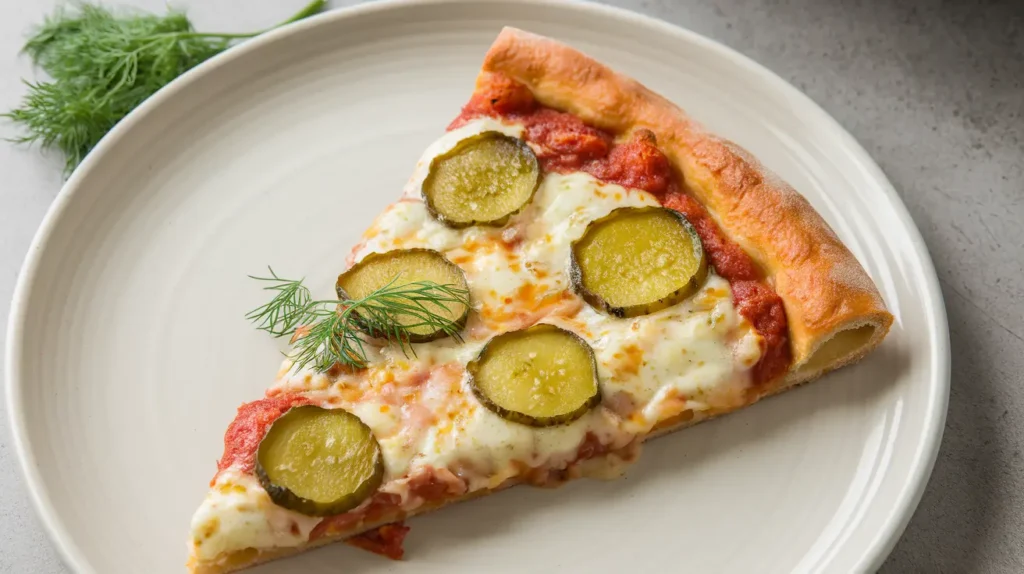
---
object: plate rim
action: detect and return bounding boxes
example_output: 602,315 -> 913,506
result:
4,0 -> 951,572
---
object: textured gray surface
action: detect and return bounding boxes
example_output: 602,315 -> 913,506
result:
1,0 -> 1021,572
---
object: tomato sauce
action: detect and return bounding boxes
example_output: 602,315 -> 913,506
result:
451,75 -> 792,384
214,395 -> 310,483
309,492 -> 403,541
308,466 -> 466,551
345,523 -> 410,560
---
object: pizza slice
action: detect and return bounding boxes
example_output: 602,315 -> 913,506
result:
187,28 -> 893,573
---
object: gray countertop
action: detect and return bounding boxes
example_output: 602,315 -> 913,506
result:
1,0 -> 1021,572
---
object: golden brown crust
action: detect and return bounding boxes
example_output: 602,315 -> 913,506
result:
478,28 -> 893,389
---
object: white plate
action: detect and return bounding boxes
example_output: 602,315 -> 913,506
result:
6,1 -> 949,572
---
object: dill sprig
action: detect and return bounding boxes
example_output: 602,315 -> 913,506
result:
3,0 -> 326,174
247,269 -> 470,373
246,267 -> 314,338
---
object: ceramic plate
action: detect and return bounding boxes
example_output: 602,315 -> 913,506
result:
6,1 -> 949,572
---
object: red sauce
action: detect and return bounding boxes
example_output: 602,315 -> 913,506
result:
456,73 -> 538,117
309,467 -> 465,547
309,491 -> 403,541
451,87 -> 669,193
404,466 -> 468,500
345,523 -> 410,560
451,76 -> 792,384
659,190 -> 759,281
576,432 -> 610,460
213,395 -> 310,483
731,280 -> 790,384
587,132 -> 673,193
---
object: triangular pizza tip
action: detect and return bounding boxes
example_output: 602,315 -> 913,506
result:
187,28 -> 891,574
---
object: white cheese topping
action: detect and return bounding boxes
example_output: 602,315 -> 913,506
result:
523,170 -> 660,289
191,471 -> 320,561
193,117 -> 762,558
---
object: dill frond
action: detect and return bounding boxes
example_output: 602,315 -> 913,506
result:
3,0 -> 326,174
246,271 -> 471,373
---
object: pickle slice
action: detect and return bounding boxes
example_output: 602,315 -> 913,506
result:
570,206 -> 708,318
423,131 -> 540,228
256,406 -> 384,517
336,249 -> 470,343
468,324 -> 600,427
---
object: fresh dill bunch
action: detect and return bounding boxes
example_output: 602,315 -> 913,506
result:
247,269 -> 471,373
3,0 -> 326,174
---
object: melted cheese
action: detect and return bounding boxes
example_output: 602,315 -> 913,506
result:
191,471 -> 320,561
193,117 -> 762,558
578,277 -> 762,432
523,171 -> 660,289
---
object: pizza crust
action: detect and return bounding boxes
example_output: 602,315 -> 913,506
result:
188,29 -> 895,573
477,27 -> 893,393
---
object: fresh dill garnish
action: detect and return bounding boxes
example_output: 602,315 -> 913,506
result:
246,269 -> 471,373
246,268 -> 314,338
2,0 -> 326,174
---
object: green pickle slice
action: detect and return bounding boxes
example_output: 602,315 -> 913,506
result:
423,131 -> 540,227
256,406 -> 384,516
468,324 -> 600,427
336,248 -> 470,343
570,206 -> 708,318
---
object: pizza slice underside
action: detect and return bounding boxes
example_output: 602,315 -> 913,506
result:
187,28 -> 893,574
